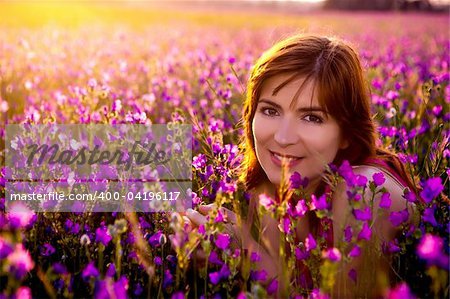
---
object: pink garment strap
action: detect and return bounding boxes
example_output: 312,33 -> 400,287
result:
363,157 -> 409,189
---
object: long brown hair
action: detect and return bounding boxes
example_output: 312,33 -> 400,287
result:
239,34 -> 416,193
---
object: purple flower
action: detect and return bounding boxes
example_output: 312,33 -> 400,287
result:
348,269 -> 357,283
52,263 -> 67,275
149,231 -> 163,247
82,262 -> 99,282
420,177 -> 443,203
250,269 -> 268,282
349,245 -> 362,258
215,233 -> 230,250
305,233 -> 317,251
214,209 -> 225,223
379,192 -> 392,209
280,216 -> 292,234
219,264 -> 231,278
208,251 -> 223,265
352,207 -> 372,221
7,244 -> 34,280
344,225 -> 353,242
289,172 -> 309,189
403,189 -> 417,203
422,207 -> 438,227
209,271 -> 221,285
267,279 -> 279,295
389,209 -> 409,227
95,226 -> 112,246
322,248 -> 341,262
311,193 -> 328,210
338,160 -> 356,187
198,225 -> 206,235
387,282 -> 416,299
250,251 -> 261,262
133,283 -> 143,296
163,269 -> 173,288
372,172 -> 386,187
106,263 -> 116,278
113,276 -> 128,299
40,243 -> 55,257
0,237 -> 13,259
357,222 -> 372,241
386,240 -> 401,254
154,256 -> 163,266
295,247 -> 310,260
417,234 -> 443,262
237,292 -> 247,299
310,289 -> 331,299
171,291 -> 185,299
208,264 -> 231,285
355,175 -> 368,187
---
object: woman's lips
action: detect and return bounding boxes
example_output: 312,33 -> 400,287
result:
269,151 -> 303,168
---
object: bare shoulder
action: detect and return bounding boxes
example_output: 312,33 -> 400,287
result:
351,164 -> 409,212
332,164 -> 417,243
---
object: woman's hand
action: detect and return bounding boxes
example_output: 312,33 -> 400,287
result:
185,204 -> 243,249
184,204 -> 281,289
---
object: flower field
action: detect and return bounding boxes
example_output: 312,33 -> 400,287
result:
0,3 -> 449,298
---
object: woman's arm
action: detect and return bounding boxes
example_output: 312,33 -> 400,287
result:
184,205 -> 282,284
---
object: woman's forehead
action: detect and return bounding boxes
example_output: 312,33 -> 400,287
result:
259,74 -> 320,108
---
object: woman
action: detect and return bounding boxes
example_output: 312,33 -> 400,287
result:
186,34 -> 417,298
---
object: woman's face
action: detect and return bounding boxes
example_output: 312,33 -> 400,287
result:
252,74 -> 348,187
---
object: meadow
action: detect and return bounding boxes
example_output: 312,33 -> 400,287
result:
0,3 -> 448,298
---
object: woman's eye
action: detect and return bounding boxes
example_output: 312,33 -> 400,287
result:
260,107 -> 279,117
303,114 -> 323,123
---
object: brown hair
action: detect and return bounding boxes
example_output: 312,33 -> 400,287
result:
239,34 -> 416,193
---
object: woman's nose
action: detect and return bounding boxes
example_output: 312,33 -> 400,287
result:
273,118 -> 299,147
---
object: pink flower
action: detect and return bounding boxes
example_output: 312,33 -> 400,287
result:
278,216 -> 291,234
8,203 -> 35,228
294,199 -> 308,217
387,282 -> 416,299
15,287 -> 32,299
322,248 -> 341,262
259,194 -> 274,210
305,233 -> 317,251
417,234 -> 443,262
7,244 -> 34,279
310,289 -> 331,299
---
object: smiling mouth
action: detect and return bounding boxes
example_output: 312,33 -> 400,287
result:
270,151 -> 303,162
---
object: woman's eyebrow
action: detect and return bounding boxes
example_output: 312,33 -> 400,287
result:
258,99 -> 326,113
